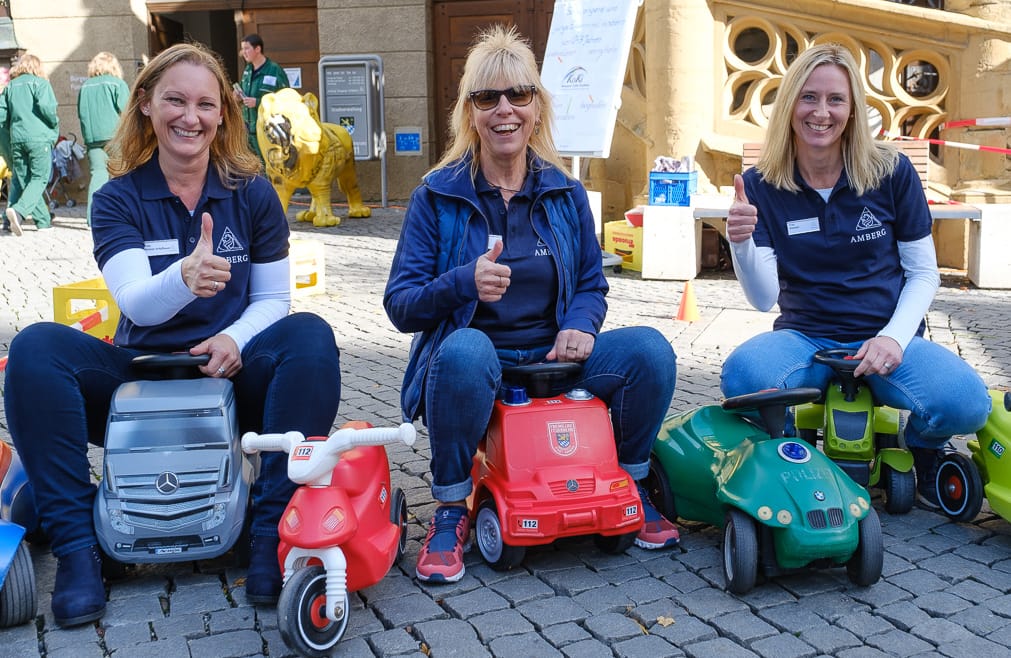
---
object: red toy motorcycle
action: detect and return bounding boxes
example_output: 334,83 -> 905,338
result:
241,421 -> 415,658
468,362 -> 644,570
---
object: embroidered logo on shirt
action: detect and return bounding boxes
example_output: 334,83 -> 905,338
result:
851,207 -> 887,244
216,227 -> 245,253
855,208 -> 883,231
534,238 -> 552,257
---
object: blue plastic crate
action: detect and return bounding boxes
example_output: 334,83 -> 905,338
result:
648,171 -> 698,206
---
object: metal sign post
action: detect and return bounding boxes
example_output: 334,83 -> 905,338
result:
317,55 -> 387,207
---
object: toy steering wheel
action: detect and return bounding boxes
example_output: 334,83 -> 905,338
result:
502,362 -> 582,398
813,347 -> 863,401
131,353 -> 211,380
722,387 -> 823,439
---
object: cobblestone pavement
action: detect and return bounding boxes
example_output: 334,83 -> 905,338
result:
1,202 -> 1011,658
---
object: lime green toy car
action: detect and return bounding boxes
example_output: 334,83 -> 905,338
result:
646,387 -> 882,594
933,390 -> 1011,523
793,348 -> 916,514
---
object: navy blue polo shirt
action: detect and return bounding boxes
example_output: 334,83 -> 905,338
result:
91,156 -> 289,351
743,154 -> 932,341
469,169 -> 559,349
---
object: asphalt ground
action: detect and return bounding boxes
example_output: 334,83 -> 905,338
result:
1,199 -> 1011,658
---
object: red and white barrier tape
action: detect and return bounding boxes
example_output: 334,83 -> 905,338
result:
941,117 -> 1011,130
881,132 -> 1011,156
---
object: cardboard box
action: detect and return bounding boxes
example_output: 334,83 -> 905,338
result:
603,220 -> 643,272
648,171 -> 698,206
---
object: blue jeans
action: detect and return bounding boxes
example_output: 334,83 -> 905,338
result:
424,326 -> 677,502
720,330 -> 991,449
3,312 -> 341,557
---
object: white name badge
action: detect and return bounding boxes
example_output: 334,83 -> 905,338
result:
144,239 -> 179,256
263,75 -> 277,86
487,234 -> 503,250
786,217 -> 820,236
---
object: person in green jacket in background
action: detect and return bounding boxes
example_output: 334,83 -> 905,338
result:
0,76 -> 22,233
0,53 -> 59,235
235,34 -> 289,163
77,52 -> 130,227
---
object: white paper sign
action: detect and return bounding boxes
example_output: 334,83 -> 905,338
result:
540,0 -> 641,158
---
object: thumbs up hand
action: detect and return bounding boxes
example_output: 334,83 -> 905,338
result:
182,213 -> 232,297
475,238 -> 511,302
726,174 -> 758,243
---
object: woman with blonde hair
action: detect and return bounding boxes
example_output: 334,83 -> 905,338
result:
77,51 -> 130,225
4,42 -> 342,626
0,52 -> 58,235
384,25 -> 679,583
722,43 -> 990,508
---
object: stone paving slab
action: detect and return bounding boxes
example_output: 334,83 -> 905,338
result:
0,201 -> 1009,656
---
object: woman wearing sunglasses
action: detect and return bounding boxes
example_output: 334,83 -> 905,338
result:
384,25 -> 680,584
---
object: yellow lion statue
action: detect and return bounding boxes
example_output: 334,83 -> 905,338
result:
257,88 -> 371,227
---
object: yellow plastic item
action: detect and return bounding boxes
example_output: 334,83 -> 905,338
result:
52,277 -> 120,342
289,239 -> 326,298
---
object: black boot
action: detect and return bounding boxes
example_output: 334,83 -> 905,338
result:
911,446 -> 942,509
52,544 -> 106,627
245,535 -> 282,604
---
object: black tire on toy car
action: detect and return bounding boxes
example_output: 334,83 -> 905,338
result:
475,498 -> 525,571
278,565 -> 348,658
0,542 -> 36,628
390,488 -> 408,563
644,456 -> 677,522
722,508 -> 758,595
881,464 -> 915,515
935,453 -> 984,523
594,531 -> 637,554
846,506 -> 883,587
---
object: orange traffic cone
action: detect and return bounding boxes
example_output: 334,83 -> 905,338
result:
676,280 -> 699,322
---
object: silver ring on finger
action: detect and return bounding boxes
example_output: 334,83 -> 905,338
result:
212,281 -> 219,291
217,366 -> 226,375
883,362 -> 892,370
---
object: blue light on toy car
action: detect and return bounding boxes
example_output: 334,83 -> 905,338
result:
501,385 -> 530,406
778,441 -> 812,464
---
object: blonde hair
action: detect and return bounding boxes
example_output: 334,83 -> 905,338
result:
432,24 -> 566,177
88,52 -> 124,78
757,43 -> 897,196
106,42 -> 259,186
10,53 -> 45,79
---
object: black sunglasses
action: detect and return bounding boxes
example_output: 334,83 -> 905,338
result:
468,85 -> 537,111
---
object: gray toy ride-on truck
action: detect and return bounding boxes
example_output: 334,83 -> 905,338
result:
94,353 -> 255,564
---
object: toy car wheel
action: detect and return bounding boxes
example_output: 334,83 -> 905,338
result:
846,507 -> 883,587
390,487 -> 408,563
278,565 -> 348,658
722,508 -> 758,595
797,428 -> 820,446
935,453 -> 983,523
48,199 -> 58,211
643,456 -> 677,521
66,199 -> 76,208
0,541 -> 37,628
594,531 -> 637,554
881,464 -> 915,515
475,499 -> 524,571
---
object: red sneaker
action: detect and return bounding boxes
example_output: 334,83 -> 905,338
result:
635,484 -> 680,549
416,505 -> 471,583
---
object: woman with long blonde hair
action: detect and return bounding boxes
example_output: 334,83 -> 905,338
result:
723,43 -> 990,508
